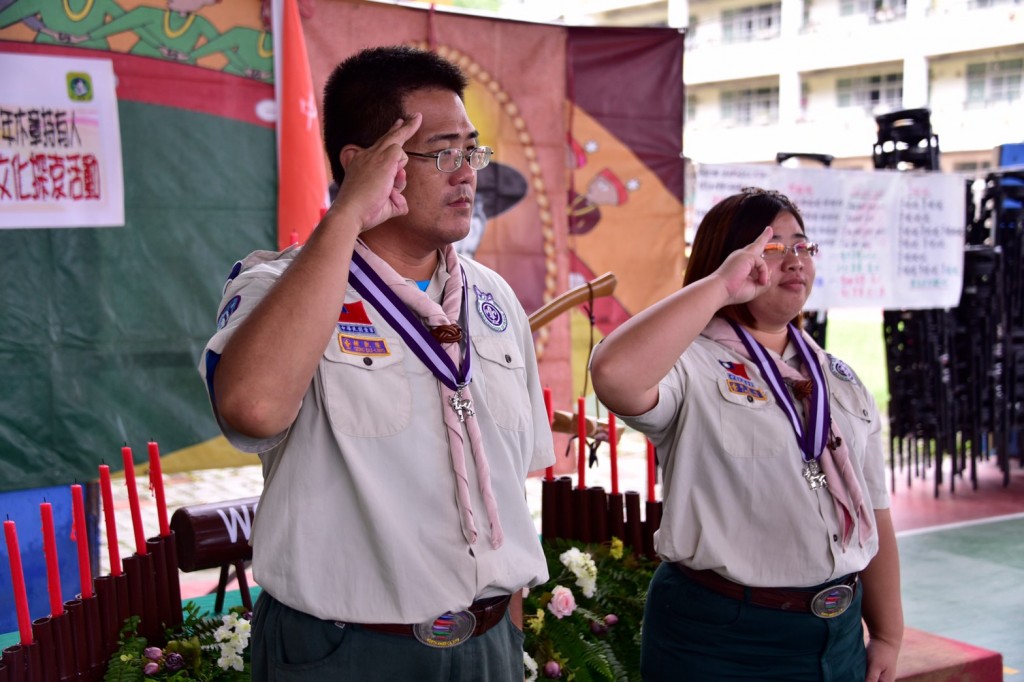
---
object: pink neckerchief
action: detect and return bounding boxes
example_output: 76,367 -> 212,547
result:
353,241 -> 503,549
703,316 -> 873,549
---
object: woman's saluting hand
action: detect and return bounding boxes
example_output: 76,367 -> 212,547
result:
713,226 -> 775,305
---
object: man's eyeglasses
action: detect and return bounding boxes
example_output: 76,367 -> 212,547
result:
762,242 -> 820,260
406,146 -> 493,173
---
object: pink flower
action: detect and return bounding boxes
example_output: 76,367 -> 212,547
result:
143,661 -> 160,675
547,586 -> 576,619
143,647 -> 162,661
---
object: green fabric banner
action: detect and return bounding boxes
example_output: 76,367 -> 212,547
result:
0,87 -> 274,492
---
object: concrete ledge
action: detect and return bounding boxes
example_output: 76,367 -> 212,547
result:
896,627 -> 1004,682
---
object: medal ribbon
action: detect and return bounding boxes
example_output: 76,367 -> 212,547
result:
727,320 -> 830,463
348,250 -> 471,391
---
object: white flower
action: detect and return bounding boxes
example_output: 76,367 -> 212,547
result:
215,612 -> 252,671
523,650 -> 539,682
559,547 -> 598,598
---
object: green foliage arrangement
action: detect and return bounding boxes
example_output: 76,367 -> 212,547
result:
523,537 -> 658,681
104,603 -> 251,681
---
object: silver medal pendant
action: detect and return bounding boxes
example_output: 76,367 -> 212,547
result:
803,459 -> 828,490
449,388 -> 474,423
413,610 -> 477,648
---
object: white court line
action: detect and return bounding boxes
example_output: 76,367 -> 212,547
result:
895,510 -> 1024,538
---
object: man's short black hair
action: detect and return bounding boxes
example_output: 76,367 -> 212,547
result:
322,45 -> 469,185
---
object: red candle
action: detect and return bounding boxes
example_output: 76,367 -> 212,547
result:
98,464 -> 122,576
148,441 -> 170,536
4,519 -> 35,644
543,387 -> 554,481
609,413 -> 619,495
70,484 -> 94,599
577,396 -> 587,489
40,502 -> 64,615
646,439 -> 657,502
121,446 -> 148,555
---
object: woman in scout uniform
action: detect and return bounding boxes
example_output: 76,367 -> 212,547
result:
591,187 -> 903,681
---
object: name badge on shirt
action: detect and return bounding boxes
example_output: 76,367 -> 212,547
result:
337,334 -> 390,356
719,360 -> 768,402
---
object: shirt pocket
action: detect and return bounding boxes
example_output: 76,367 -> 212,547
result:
320,336 -> 411,437
472,335 -> 530,432
830,387 -> 873,449
715,377 -> 784,458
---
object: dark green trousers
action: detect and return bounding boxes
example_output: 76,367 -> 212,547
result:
250,591 -> 526,681
641,563 -> 867,681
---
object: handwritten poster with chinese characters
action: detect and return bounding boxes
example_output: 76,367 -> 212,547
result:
0,53 -> 124,229
694,164 -> 965,311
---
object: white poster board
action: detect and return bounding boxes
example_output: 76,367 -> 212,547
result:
0,52 -> 124,229
694,164 -> 965,311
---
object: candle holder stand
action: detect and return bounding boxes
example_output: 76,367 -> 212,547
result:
540,478 -> 557,540
93,576 -> 120,659
49,612 -> 76,682
0,645 -> 24,682
554,477 -> 572,540
160,533 -> 183,629
145,537 -> 172,636
123,553 -> 161,645
81,595 -> 104,680
607,492 -> 625,542
63,599 -> 88,681
588,487 -> 609,542
624,491 -> 644,553
28,618 -> 55,682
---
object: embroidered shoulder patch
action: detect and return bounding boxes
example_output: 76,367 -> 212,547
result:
828,355 -> 858,384
217,295 -> 241,329
473,284 -> 508,332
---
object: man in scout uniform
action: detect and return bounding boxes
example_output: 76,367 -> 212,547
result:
199,46 -> 554,680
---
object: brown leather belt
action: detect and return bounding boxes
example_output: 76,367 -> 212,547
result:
675,563 -> 858,614
354,595 -> 511,638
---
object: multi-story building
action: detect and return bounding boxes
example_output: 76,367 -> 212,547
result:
506,0 -> 1024,173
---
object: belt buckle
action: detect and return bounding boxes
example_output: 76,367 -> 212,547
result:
810,583 -> 854,619
413,610 -> 477,648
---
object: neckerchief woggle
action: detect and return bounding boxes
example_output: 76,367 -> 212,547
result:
727,320 -> 830,463
348,250 -> 471,391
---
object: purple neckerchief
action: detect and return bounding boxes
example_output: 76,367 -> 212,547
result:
727,320 -> 830,463
348,250 -> 471,392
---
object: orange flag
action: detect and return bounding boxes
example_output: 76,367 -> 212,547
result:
274,0 -> 329,249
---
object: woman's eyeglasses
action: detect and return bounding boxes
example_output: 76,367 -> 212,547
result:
762,242 -> 820,260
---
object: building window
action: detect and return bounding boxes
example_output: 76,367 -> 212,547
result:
686,93 -> 697,123
840,0 -> 906,18
721,87 -> 779,125
722,3 -> 781,43
952,160 -> 992,173
969,0 -> 1019,8
837,73 -> 903,112
966,59 -> 1023,106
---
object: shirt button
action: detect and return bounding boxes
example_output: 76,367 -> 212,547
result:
363,357 -> 373,366
862,409 -> 868,416
833,534 -> 839,542
505,354 -> 512,363
747,396 -> 754,403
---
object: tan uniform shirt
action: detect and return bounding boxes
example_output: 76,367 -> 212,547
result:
619,332 -> 889,588
199,248 -> 554,623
